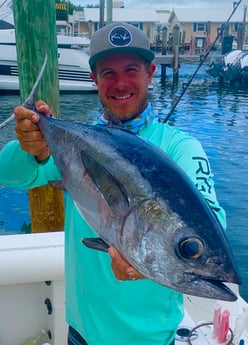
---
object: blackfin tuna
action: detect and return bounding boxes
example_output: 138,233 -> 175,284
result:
37,114 -> 241,301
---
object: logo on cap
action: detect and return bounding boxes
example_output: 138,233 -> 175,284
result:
108,26 -> 132,47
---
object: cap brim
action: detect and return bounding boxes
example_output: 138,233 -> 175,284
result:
89,47 -> 155,69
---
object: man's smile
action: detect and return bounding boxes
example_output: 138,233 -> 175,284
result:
112,94 -> 133,100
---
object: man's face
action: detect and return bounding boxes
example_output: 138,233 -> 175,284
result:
90,53 -> 156,121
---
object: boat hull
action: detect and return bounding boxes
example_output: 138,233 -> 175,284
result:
0,232 -> 67,345
0,32 -> 97,93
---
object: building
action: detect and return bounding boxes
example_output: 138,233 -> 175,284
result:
168,7 -> 247,53
68,7 -> 170,47
67,5 -> 247,54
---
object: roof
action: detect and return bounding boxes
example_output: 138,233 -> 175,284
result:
169,7 -> 247,23
83,8 -> 170,24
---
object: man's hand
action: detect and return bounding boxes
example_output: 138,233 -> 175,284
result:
108,247 -> 145,281
14,100 -> 52,161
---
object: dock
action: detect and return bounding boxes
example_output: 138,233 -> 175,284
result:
153,53 -> 223,85
153,54 -> 222,66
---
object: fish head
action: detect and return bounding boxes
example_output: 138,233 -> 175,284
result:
119,197 -> 241,301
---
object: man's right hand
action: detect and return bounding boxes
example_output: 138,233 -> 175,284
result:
14,100 -> 52,162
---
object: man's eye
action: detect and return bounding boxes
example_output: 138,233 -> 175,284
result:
127,68 -> 138,73
101,70 -> 114,77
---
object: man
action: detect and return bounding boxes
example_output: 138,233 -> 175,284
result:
0,22 -> 226,345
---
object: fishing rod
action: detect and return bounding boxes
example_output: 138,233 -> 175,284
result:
161,0 -> 243,124
0,55 -> 48,130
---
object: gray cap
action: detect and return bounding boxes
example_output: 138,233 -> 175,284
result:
89,22 -> 155,70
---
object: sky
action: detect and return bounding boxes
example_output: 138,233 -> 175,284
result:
70,0 -> 246,10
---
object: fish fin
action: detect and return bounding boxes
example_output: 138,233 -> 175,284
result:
81,151 -> 129,207
82,237 -> 109,252
49,180 -> 66,190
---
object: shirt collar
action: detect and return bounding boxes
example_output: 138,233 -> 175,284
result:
98,103 -> 157,134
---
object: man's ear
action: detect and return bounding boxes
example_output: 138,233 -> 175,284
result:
90,72 -> 97,84
148,63 -> 156,82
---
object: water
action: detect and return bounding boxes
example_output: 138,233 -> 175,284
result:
0,64 -> 247,301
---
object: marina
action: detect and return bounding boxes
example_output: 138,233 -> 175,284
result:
0,69 -> 248,344
1,64 -> 247,296
0,1 -> 247,344
153,54 -> 221,65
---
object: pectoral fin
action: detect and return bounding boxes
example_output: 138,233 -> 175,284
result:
81,151 -> 129,207
82,237 -> 109,252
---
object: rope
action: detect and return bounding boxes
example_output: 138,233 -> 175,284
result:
187,321 -> 234,345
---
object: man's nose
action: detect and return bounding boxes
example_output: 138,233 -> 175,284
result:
113,73 -> 129,89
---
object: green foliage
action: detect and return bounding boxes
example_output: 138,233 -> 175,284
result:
68,1 -> 100,14
68,1 -> 83,14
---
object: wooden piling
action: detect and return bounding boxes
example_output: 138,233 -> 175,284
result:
99,0 -> 105,28
161,26 -> 168,85
106,0 -> 113,24
172,25 -> 180,85
12,0 -> 64,233
173,45 -> 179,85
237,5 -> 247,50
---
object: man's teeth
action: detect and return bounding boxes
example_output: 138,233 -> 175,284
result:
114,94 -> 131,100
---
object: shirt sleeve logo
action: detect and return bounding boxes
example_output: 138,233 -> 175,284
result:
108,26 -> 132,47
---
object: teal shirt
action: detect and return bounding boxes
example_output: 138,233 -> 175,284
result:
0,114 -> 226,345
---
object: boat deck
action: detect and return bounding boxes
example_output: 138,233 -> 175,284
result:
0,232 -> 247,345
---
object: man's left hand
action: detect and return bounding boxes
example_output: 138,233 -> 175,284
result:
108,247 -> 145,281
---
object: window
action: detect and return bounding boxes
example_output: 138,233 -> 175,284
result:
234,22 -> 243,32
193,23 -> 207,32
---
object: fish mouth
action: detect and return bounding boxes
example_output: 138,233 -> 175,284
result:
191,277 -> 238,301
182,269 -> 241,301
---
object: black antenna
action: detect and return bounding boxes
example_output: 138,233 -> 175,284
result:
160,0 -> 242,124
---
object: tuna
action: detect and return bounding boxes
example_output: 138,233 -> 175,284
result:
37,114 -> 241,301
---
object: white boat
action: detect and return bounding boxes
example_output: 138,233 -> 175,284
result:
0,0 -> 97,93
206,50 -> 248,83
0,231 -> 247,345
239,52 -> 248,80
0,29 -> 97,94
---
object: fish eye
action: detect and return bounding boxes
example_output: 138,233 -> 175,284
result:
178,237 -> 204,260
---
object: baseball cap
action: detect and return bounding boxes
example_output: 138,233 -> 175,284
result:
89,22 -> 155,70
